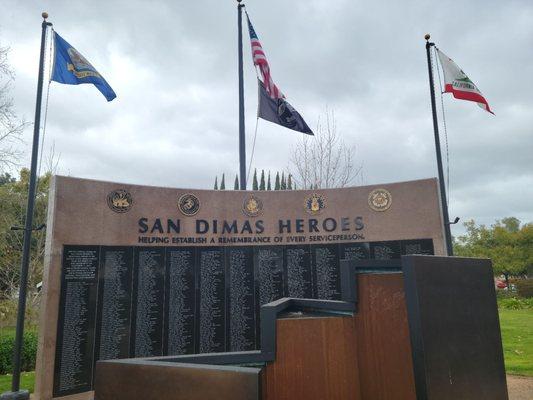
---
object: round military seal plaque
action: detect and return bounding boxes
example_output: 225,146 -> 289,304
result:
242,195 -> 263,217
368,188 -> 392,212
178,193 -> 200,216
304,193 -> 327,215
107,189 -> 133,213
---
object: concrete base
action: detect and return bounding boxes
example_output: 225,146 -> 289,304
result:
0,390 -> 30,400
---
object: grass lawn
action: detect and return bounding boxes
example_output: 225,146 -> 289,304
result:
0,371 -> 35,394
499,308 -> 533,376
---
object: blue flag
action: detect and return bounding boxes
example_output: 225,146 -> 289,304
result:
51,32 -> 116,101
258,80 -> 313,135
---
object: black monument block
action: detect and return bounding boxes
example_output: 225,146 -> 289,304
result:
402,255 -> 508,400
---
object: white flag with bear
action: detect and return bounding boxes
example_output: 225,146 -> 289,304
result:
436,48 -> 493,114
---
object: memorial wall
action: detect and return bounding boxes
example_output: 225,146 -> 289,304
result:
35,176 -> 445,399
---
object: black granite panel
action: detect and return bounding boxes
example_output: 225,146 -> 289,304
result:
131,247 -> 165,357
254,246 -> 285,306
340,242 -> 370,260
401,239 -> 434,255
164,247 -> 196,355
54,246 -> 100,397
311,244 -> 341,300
197,247 -> 226,353
226,247 -> 256,351
370,241 -> 402,259
95,247 -> 134,364
283,246 -> 313,298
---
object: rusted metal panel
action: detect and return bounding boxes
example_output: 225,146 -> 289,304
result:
94,360 -> 261,400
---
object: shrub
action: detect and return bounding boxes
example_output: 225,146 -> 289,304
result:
516,280 -> 533,298
0,330 -> 38,374
498,297 -> 533,310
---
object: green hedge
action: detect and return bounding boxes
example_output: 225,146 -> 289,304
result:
0,330 -> 38,375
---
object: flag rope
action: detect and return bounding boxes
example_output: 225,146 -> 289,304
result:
433,46 -> 451,204
37,29 -> 53,179
246,116 -> 259,185
36,26 -> 53,198
245,61 -> 261,184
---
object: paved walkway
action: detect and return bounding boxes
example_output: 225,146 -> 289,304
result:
508,375 -> 533,400
29,374 -> 532,399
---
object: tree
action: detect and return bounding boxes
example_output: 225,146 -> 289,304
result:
252,169 -> 258,190
281,172 -> 286,190
220,173 -> 225,190
0,169 -> 50,303
0,172 -> 15,186
213,176 -> 218,190
454,218 -> 533,286
259,170 -> 266,191
234,175 -> 239,190
287,174 -> 293,190
0,45 -> 27,171
501,217 -> 520,233
274,172 -> 280,190
267,172 -> 271,191
289,109 -> 362,189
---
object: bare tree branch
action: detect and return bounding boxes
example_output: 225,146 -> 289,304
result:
289,109 -> 363,189
0,44 -> 28,172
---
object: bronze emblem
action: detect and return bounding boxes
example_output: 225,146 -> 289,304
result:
242,195 -> 263,217
107,189 -> 133,213
368,188 -> 392,212
178,193 -> 200,216
304,193 -> 326,215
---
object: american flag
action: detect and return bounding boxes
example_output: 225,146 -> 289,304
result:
246,14 -> 283,99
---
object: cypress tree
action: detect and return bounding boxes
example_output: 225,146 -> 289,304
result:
267,172 -> 272,190
259,170 -> 266,190
288,174 -> 293,190
234,175 -> 239,190
275,172 -> 280,190
281,172 -> 286,190
220,173 -> 226,190
252,169 -> 259,190
214,176 -> 218,190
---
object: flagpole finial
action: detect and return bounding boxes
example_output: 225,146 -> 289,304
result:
424,33 -> 431,41
42,12 -> 49,20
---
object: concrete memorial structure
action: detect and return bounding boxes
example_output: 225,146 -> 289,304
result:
34,176 -> 445,399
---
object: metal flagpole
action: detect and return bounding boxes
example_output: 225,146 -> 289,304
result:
425,34 -> 454,256
0,12 -> 52,400
237,0 -> 246,190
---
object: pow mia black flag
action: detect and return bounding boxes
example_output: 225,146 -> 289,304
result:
257,80 -> 313,135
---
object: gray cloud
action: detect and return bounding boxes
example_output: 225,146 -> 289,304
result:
1,0 -> 532,235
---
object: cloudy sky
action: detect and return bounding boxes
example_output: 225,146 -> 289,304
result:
1,0 -> 532,235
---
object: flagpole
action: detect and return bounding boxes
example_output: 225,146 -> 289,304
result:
0,13 -> 52,400
425,34 -> 453,256
237,0 -> 246,190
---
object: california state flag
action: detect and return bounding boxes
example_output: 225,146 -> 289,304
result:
436,48 -> 493,114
